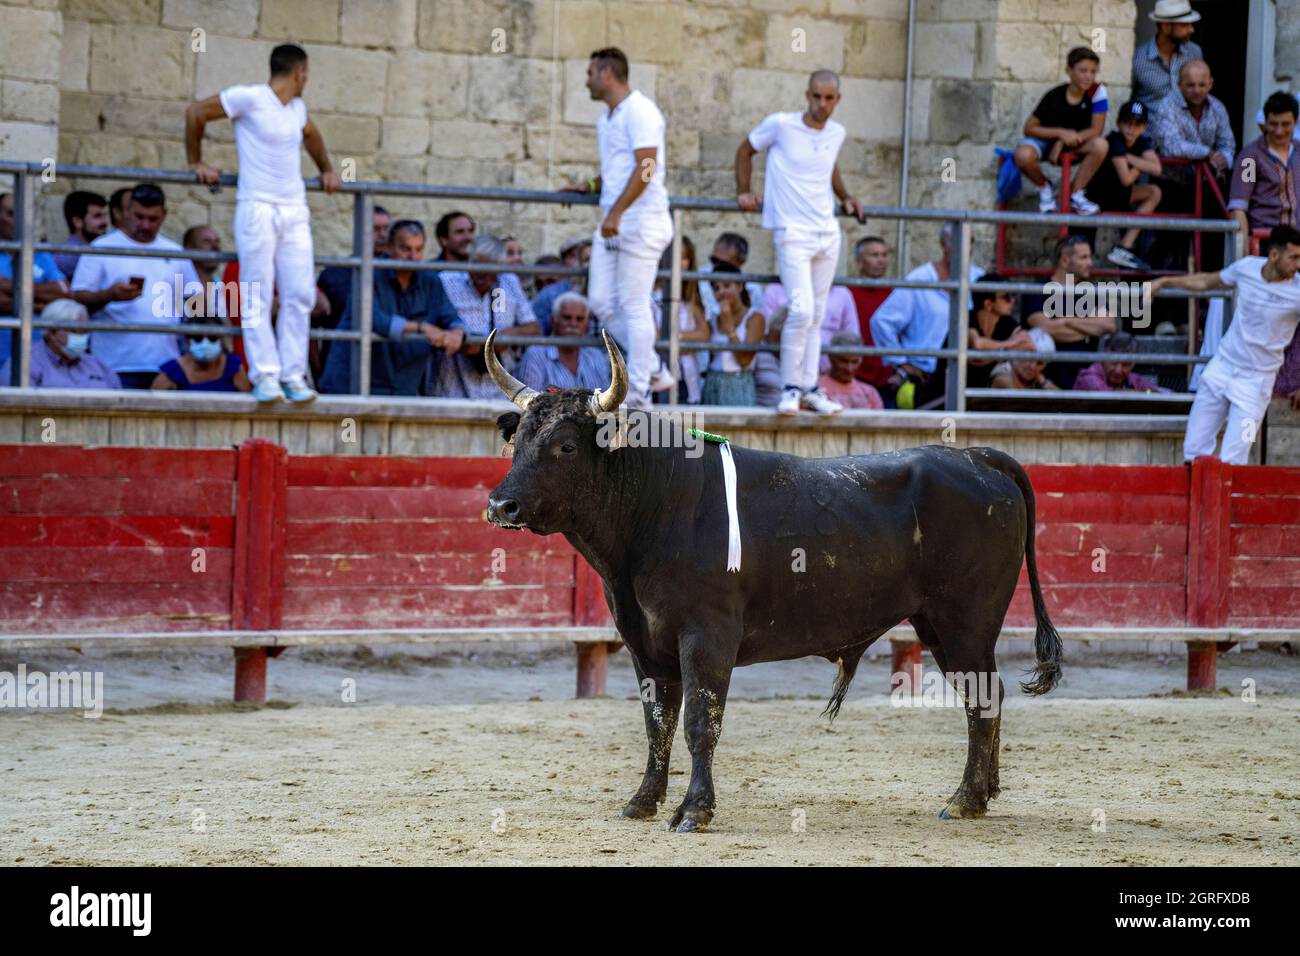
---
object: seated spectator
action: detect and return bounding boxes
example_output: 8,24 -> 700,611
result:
761,276 -> 858,370
531,237 -> 592,330
846,236 -> 895,391
518,292 -> 610,391
316,204 -> 389,327
990,328 -> 1059,390
1021,235 -> 1115,389
151,315 -> 250,392
1073,331 -> 1169,392
1086,100 -> 1164,270
967,274 -> 1034,389
699,232 -> 764,322
433,234 -> 539,399
70,183 -> 201,389
1131,2 -> 1203,109
1151,60 -> 1235,206
818,332 -> 883,409
502,235 -> 525,266
54,191 -> 109,278
700,261 -> 764,406
651,235 -> 710,404
0,190 -> 73,373
1229,91 -> 1299,237
107,187 -> 131,234
531,254 -> 564,296
0,298 -> 119,389
182,225 -> 227,317
435,210 -> 533,317
1014,46 -> 1109,215
753,306 -> 785,408
871,221 -> 985,407
319,219 -> 464,396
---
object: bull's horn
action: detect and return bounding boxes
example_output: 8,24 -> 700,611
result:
484,329 -> 539,411
590,330 -> 628,412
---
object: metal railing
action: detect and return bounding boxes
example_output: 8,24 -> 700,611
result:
0,159 -> 1238,411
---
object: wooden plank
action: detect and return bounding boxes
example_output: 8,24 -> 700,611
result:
1028,551 -> 1185,586
1230,465 -> 1300,495
1231,525 -> 1300,557
1228,556 -> 1300,589
0,477 -> 233,516
1008,584 -> 1186,626
1025,464 -> 1188,496
1232,495 -> 1300,526
1225,586 -> 1300,622
0,547 -> 233,583
1035,491 -> 1187,524
0,581 -> 232,623
281,583 -> 576,621
1034,522 -> 1188,555
0,444 -> 236,480
0,625 -> 620,650
285,518 -> 576,556
286,486 -> 490,520
0,514 -> 235,548
285,455 -> 510,489
284,552 -> 575,588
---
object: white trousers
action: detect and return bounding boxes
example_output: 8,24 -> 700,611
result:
1182,356 -> 1274,464
586,216 -> 673,404
234,201 -> 316,384
775,227 -> 842,391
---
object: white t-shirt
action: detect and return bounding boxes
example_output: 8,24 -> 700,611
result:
1216,256 -> 1300,376
748,111 -> 847,233
219,83 -> 308,205
71,231 -> 201,373
596,89 -> 670,226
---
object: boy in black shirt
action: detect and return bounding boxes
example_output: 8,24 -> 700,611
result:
1014,46 -> 1111,215
1086,100 -> 1164,270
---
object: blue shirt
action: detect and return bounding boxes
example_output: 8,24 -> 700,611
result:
0,251 -> 66,284
318,269 -> 463,396
517,342 -> 611,392
530,280 -> 572,333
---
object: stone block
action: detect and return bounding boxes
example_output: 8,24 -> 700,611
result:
89,25 -> 192,97
606,2 -> 685,64
311,113 -> 381,153
340,0 -> 417,48
163,0 -> 260,37
385,48 -> 470,118
417,0 -> 513,55
0,7 -> 62,82
928,79 -> 993,144
0,121 -> 58,163
993,22 -> 1061,82
381,116 -> 431,155
193,35 -> 274,97
60,20 -> 92,93
468,56 -> 558,124
304,44 -> 390,116
680,5 -> 766,72
63,0 -> 161,23
429,119 -> 524,160
258,0 -> 340,43
915,21 -> 976,79
763,15 -> 846,74
518,0 -> 608,60
845,18 -> 906,80
3,80 -> 61,125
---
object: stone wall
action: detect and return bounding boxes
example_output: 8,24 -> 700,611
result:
0,0 -> 1141,273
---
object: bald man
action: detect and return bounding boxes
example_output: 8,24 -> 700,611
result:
1151,60 -> 1236,190
736,69 -> 863,416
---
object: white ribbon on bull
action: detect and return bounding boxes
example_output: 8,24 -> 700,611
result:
719,441 -> 741,572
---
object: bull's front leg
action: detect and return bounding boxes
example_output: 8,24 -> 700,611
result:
621,658 -> 682,820
667,633 -> 734,833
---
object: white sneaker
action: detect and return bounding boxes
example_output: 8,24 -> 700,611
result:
1038,184 -> 1056,213
777,386 -> 802,416
252,377 -> 285,403
649,366 -> 676,393
281,376 -> 318,403
1070,190 -> 1100,215
800,387 -> 843,415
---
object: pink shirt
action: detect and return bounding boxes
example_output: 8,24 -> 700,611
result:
818,373 -> 883,409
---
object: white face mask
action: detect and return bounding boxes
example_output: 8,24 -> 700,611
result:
190,338 -> 222,362
63,332 -> 90,357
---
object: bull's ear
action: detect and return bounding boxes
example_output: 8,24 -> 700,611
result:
496,411 -> 521,442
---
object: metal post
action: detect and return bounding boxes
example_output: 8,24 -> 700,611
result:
667,208 -> 684,385
14,170 -> 36,389
945,221 -> 972,411
896,0 -> 916,267
348,192 -> 375,396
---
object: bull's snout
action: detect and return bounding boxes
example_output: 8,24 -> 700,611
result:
487,496 -> 522,528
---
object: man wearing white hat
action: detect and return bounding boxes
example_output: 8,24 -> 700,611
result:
1132,1 -> 1205,110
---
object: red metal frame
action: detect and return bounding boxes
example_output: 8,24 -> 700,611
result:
994,153 -> 1229,277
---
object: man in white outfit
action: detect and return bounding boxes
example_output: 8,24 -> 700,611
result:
1151,225 -> 1300,463
563,48 -> 673,409
736,69 -> 864,415
186,43 -> 341,403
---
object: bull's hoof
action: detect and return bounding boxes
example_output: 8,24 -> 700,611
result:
988,785 -> 1002,801
620,799 -> 660,820
938,797 -> 988,820
667,805 -> 713,833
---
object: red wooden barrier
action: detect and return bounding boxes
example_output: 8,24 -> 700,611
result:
3,443 -> 1299,697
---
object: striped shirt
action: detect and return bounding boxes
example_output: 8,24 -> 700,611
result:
517,342 -> 611,392
1151,90 -> 1236,180
433,270 -> 532,399
1228,136 -> 1298,230
1130,38 -> 1204,109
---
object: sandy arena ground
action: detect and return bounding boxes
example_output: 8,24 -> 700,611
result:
2,647 -> 1298,866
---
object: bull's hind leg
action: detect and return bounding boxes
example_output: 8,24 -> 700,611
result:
667,630 -> 735,833
621,661 -> 682,820
913,613 -> 1002,819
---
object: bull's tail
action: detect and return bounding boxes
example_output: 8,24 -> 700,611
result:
1002,458 -> 1063,695
822,646 -> 866,721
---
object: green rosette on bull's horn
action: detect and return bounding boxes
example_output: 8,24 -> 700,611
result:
484,328 -> 627,412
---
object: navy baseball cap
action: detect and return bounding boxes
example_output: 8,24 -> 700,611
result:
1118,100 -> 1147,122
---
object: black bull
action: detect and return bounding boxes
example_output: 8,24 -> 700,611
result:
483,332 -> 1062,832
